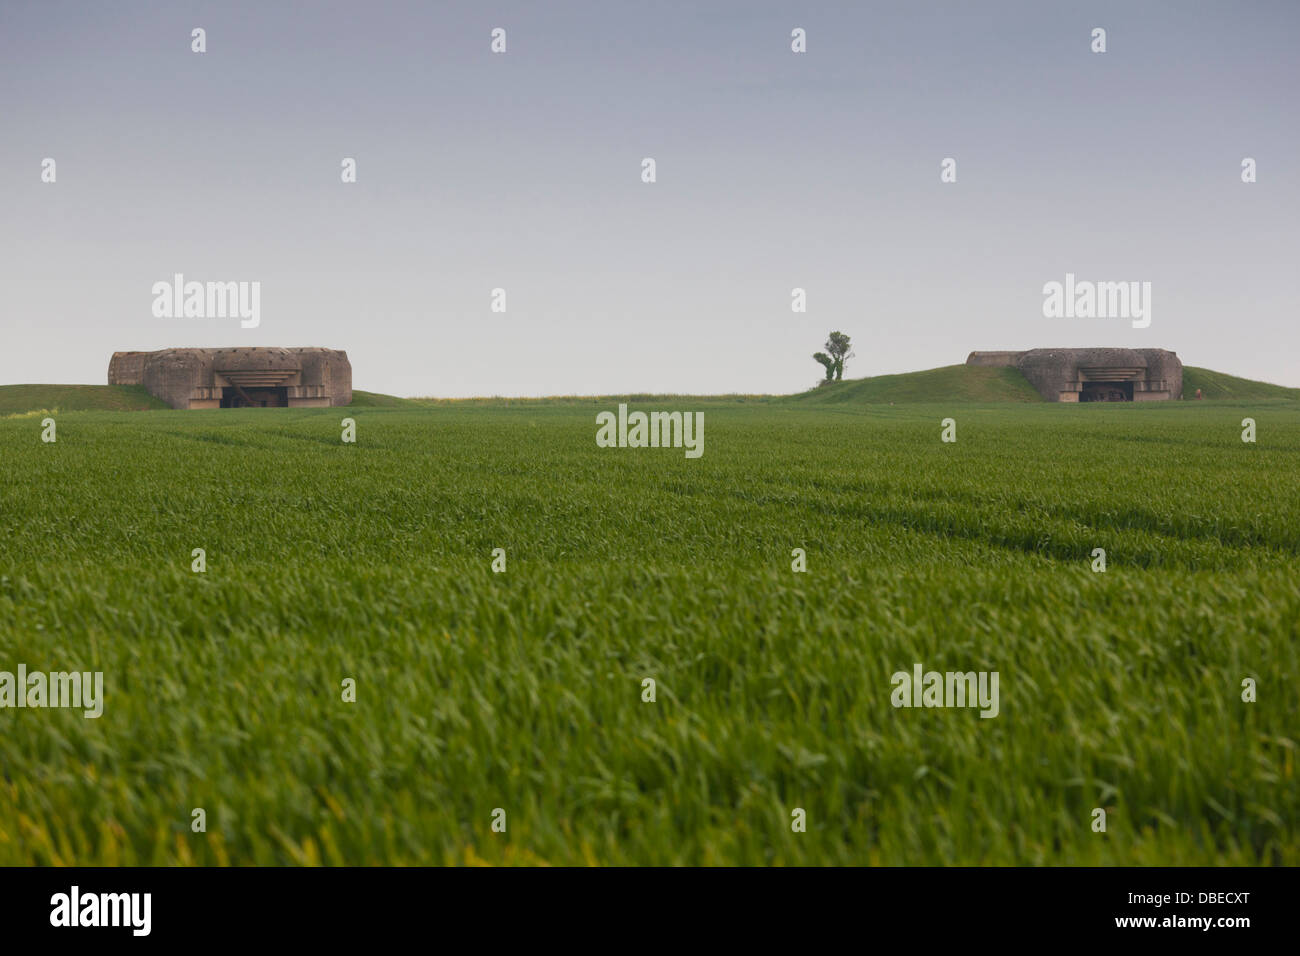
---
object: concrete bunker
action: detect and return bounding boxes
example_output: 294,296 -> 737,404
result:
108,347 -> 351,409
966,348 -> 1182,402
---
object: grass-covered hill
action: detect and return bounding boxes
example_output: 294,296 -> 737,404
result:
0,384 -> 169,415
346,389 -> 418,407
1182,366 -> 1300,400
794,363 -> 1299,405
789,364 -> 1044,404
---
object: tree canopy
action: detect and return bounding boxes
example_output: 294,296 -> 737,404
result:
812,332 -> 853,382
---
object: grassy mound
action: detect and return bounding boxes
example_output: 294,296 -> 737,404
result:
347,390 -> 417,407
790,364 -> 1044,404
1183,366 -> 1299,400
0,384 -> 169,415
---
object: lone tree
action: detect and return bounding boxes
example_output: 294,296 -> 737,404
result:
812,331 -> 853,382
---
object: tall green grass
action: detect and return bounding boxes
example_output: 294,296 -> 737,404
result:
0,400 -> 1296,864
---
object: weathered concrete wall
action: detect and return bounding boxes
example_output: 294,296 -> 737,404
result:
213,347 -> 300,375
107,351 -> 148,385
1015,348 -> 1132,402
141,348 -> 210,409
291,348 -> 352,406
1136,348 -> 1183,400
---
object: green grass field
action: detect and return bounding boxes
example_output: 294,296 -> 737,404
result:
1,395 -> 1297,865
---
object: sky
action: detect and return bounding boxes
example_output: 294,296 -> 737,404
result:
1,0 -> 1297,397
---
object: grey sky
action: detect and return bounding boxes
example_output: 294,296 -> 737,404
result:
2,1 -> 1296,396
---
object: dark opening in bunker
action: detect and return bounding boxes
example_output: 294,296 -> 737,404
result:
1080,381 -> 1134,402
221,386 -> 289,408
